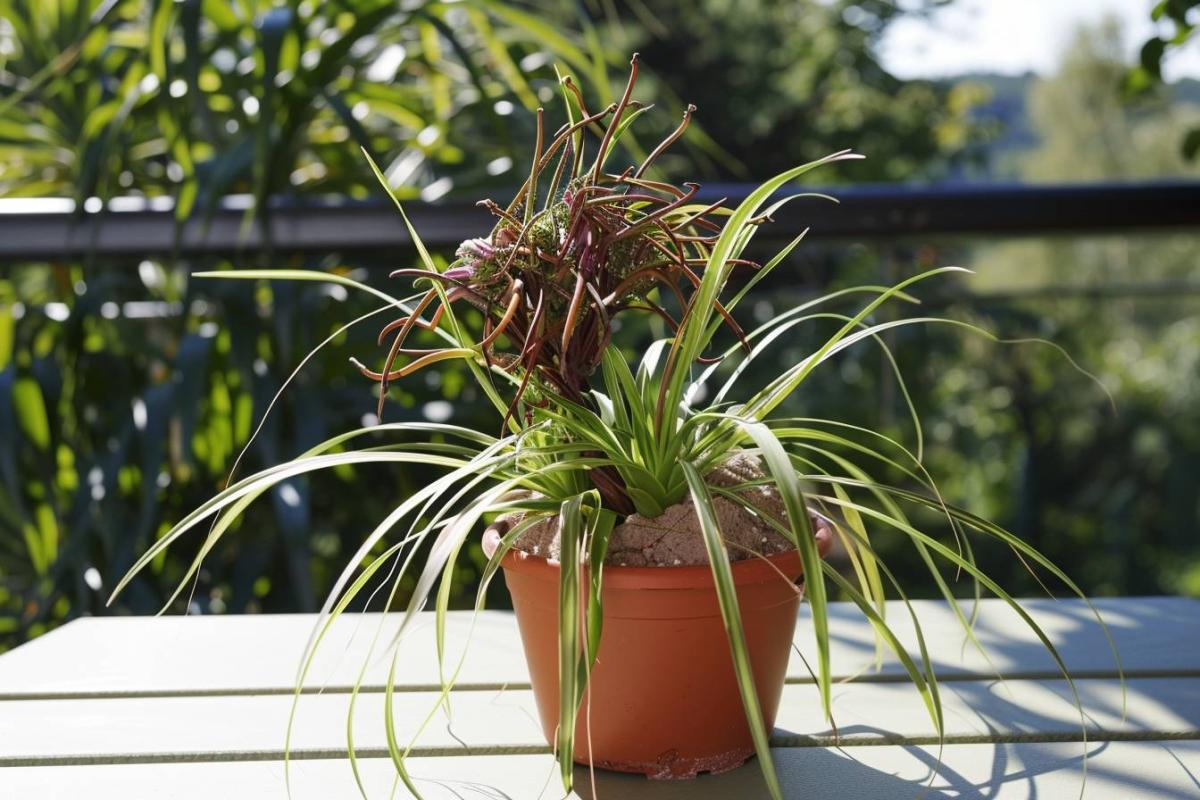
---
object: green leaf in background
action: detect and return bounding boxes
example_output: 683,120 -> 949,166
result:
1183,129 -> 1200,161
0,301 -> 14,371
12,377 -> 50,451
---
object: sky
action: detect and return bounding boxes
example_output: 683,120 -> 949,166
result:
878,0 -> 1200,82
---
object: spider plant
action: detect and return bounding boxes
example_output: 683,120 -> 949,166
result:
110,56 -> 1122,799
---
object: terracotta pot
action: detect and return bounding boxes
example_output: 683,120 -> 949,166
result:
484,523 -> 831,780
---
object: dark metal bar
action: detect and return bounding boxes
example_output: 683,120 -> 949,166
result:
0,181 -> 1196,261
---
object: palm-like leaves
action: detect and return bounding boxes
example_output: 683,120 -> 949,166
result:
1,0 -> 614,210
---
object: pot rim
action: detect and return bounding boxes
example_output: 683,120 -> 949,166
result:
482,527 -> 819,590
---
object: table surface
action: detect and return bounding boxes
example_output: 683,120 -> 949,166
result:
0,596 -> 1197,799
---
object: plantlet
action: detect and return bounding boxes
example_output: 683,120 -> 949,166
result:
111,56 -> 1122,799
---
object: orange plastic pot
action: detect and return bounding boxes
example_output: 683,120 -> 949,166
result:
484,525 -> 831,779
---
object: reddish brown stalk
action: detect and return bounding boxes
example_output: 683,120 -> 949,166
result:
351,349 -> 467,383
605,266 -> 687,310
560,75 -> 594,120
560,265 -> 589,354
639,220 -> 701,279
684,257 -> 760,268
583,192 -> 671,208
633,104 -> 695,179
495,217 -> 540,276
375,289 -> 439,415
618,175 -> 687,198
670,198 -> 728,233
618,301 -> 680,332
543,136 -> 572,215
523,108 -> 545,224
591,54 -> 640,184
607,183 -> 700,243
477,198 -> 523,227
710,297 -> 749,351
584,282 -> 612,354
376,288 -> 437,346
583,193 -> 651,208
587,464 -> 635,516
481,281 -> 523,348
388,267 -> 449,281
503,352 -> 540,433
559,76 -> 613,170
505,103 -> 618,216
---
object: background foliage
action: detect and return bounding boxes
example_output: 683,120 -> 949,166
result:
1,1 -> 1198,650
1125,0 -> 1199,160
587,0 -> 986,181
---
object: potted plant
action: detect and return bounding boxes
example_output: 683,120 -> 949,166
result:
111,56 -> 1119,798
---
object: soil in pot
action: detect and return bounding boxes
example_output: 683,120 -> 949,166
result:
486,453 -> 833,779
508,451 -> 806,567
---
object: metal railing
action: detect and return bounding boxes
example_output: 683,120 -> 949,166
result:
0,181 -> 1197,261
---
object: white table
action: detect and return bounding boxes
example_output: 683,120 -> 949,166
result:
1,597 -> 1197,798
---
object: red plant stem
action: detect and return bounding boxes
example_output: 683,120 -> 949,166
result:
605,266 -> 687,311
607,183 -> 700,243
505,103 -> 618,216
477,198 -> 523,227
592,54 -> 640,184
634,104 -> 695,179
523,108 -> 545,224
619,175 -> 687,198
481,281 -> 523,348
544,137 -> 572,214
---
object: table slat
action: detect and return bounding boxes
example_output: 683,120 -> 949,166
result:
0,597 -> 1191,699
3,742 -> 1197,799
0,678 -> 1194,767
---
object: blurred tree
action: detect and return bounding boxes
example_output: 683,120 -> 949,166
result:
1125,0 -> 1199,160
575,0 -> 986,182
1030,19 -> 1200,183
0,0 -> 612,211
686,19 -> 1200,601
978,19 -> 1199,286
949,20 -> 1200,596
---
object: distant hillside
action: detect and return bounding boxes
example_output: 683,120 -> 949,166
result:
935,73 -> 1200,180
954,73 -> 1037,178
1174,78 -> 1200,105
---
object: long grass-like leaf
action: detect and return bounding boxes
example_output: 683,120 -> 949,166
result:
660,151 -> 864,428
556,494 -> 585,790
734,419 -> 830,718
682,461 -> 783,800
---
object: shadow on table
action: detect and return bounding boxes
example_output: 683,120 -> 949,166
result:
811,595 -> 1199,750
568,740 -> 1195,800
819,595 -> 1194,682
